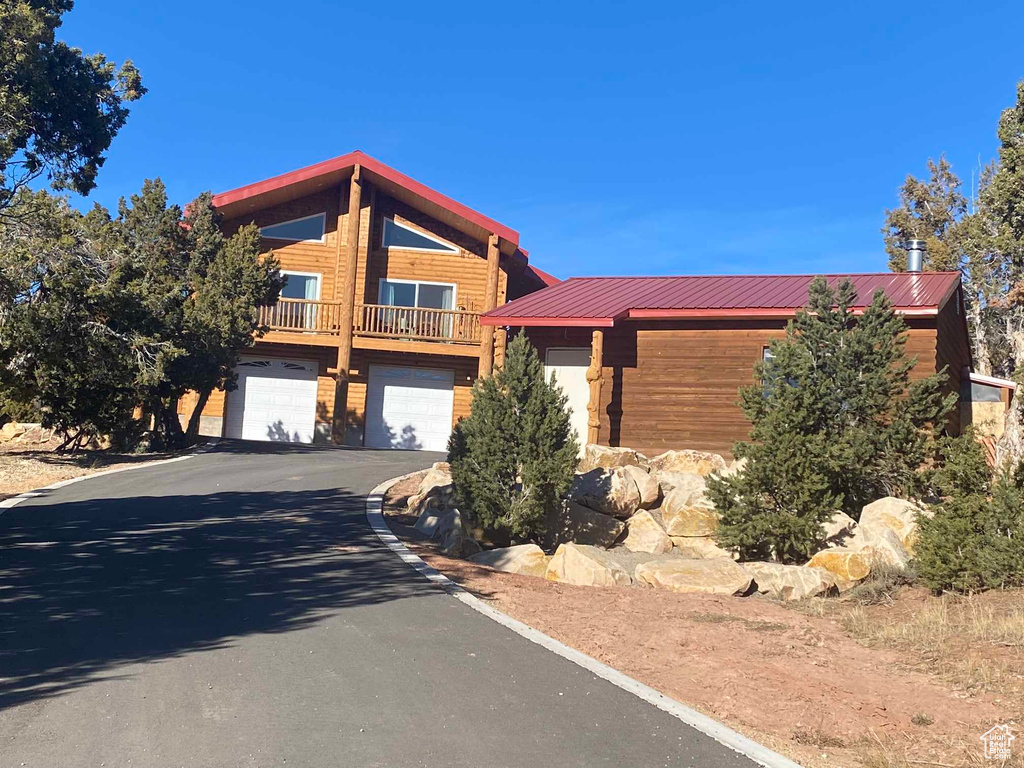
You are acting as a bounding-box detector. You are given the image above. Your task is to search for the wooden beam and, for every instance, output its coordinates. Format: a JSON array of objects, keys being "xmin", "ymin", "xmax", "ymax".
[
  {"xmin": 586, "ymin": 328, "xmax": 604, "ymax": 445},
  {"xmin": 352, "ymin": 335, "xmax": 482, "ymax": 358},
  {"xmin": 477, "ymin": 233, "xmax": 500, "ymax": 377},
  {"xmin": 493, "ymin": 327, "xmax": 508, "ymax": 369},
  {"xmin": 331, "ymin": 181, "xmax": 346, "ymax": 301},
  {"xmin": 332, "ymin": 165, "xmax": 362, "ymax": 443}
]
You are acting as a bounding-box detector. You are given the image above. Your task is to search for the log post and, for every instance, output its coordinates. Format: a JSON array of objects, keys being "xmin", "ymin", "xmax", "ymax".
[
  {"xmin": 586, "ymin": 328, "xmax": 604, "ymax": 446},
  {"xmin": 477, "ymin": 233, "xmax": 500, "ymax": 378},
  {"xmin": 493, "ymin": 327, "xmax": 508, "ymax": 370},
  {"xmin": 332, "ymin": 165, "xmax": 362, "ymax": 443}
]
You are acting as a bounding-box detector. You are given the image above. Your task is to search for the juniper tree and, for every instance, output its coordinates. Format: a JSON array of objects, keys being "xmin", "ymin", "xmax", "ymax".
[
  {"xmin": 177, "ymin": 194, "xmax": 284, "ymax": 438},
  {"xmin": 448, "ymin": 331, "xmax": 579, "ymax": 540},
  {"xmin": 0, "ymin": 184, "xmax": 281, "ymax": 449},
  {"xmin": 0, "ymin": 191, "xmax": 141, "ymax": 448},
  {"xmin": 707, "ymin": 277, "xmax": 954, "ymax": 563},
  {"xmin": 0, "ymin": 0, "xmax": 144, "ymax": 213}
]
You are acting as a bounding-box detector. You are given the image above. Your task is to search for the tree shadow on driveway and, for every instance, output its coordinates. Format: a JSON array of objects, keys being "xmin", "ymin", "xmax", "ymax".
[{"xmin": 0, "ymin": 482, "xmax": 436, "ymax": 711}]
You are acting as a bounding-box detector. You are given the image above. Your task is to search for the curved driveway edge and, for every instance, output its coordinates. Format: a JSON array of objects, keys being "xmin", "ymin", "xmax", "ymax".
[
  {"xmin": 0, "ymin": 439, "xmax": 220, "ymax": 513},
  {"xmin": 365, "ymin": 476, "xmax": 804, "ymax": 768}
]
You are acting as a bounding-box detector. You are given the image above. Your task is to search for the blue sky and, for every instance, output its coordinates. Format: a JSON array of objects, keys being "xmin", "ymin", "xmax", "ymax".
[{"xmin": 60, "ymin": 1, "xmax": 1023, "ymax": 278}]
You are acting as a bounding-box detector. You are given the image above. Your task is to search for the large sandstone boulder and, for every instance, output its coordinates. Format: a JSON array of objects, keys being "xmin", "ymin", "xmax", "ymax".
[
  {"xmin": 858, "ymin": 497, "xmax": 929, "ymax": 554},
  {"xmin": 623, "ymin": 510, "xmax": 673, "ymax": 554},
  {"xmin": 0, "ymin": 421, "xmax": 26, "ymax": 442},
  {"xmin": 469, "ymin": 544, "xmax": 549, "ymax": 577},
  {"xmin": 407, "ymin": 463, "xmax": 455, "ymax": 518},
  {"xmin": 635, "ymin": 557, "xmax": 753, "ymax": 595},
  {"xmin": 718, "ymin": 456, "xmax": 748, "ymax": 479},
  {"xmin": 820, "ymin": 511, "xmax": 858, "ymax": 548},
  {"xmin": 670, "ymin": 536, "xmax": 736, "ymax": 560},
  {"xmin": 622, "ymin": 464, "xmax": 660, "ymax": 509},
  {"xmin": 858, "ymin": 527, "xmax": 912, "ymax": 570},
  {"xmin": 542, "ymin": 500, "xmax": 625, "ymax": 549},
  {"xmin": 659, "ymin": 489, "xmax": 719, "ymax": 537},
  {"xmin": 545, "ymin": 543, "xmax": 632, "ymax": 587},
  {"xmin": 648, "ymin": 449, "xmax": 728, "ymax": 477},
  {"xmin": 578, "ymin": 444, "xmax": 649, "ymax": 472},
  {"xmin": 744, "ymin": 562, "xmax": 837, "ymax": 601},
  {"xmin": 570, "ymin": 467, "xmax": 642, "ymax": 518},
  {"xmin": 656, "ymin": 471, "xmax": 707, "ymax": 499},
  {"xmin": 433, "ymin": 508, "xmax": 480, "ymax": 558},
  {"xmin": 807, "ymin": 547, "xmax": 873, "ymax": 590},
  {"xmin": 414, "ymin": 507, "xmax": 444, "ymax": 537}
]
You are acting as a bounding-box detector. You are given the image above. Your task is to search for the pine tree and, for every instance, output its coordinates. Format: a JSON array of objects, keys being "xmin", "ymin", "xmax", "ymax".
[
  {"xmin": 448, "ymin": 331, "xmax": 578, "ymax": 540},
  {"xmin": 915, "ymin": 433, "xmax": 1024, "ymax": 593},
  {"xmin": 707, "ymin": 277, "xmax": 954, "ymax": 563}
]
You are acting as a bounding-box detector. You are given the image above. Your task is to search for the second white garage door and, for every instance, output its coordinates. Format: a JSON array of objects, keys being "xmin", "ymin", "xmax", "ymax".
[{"xmin": 365, "ymin": 365, "xmax": 455, "ymax": 452}]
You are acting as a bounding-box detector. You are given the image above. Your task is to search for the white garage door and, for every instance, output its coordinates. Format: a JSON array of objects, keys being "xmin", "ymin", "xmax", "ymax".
[
  {"xmin": 225, "ymin": 357, "xmax": 319, "ymax": 443},
  {"xmin": 365, "ymin": 365, "xmax": 455, "ymax": 452},
  {"xmin": 545, "ymin": 348, "xmax": 591, "ymax": 456}
]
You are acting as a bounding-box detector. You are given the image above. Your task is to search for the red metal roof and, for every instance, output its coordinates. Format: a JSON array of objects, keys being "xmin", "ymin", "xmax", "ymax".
[
  {"xmin": 211, "ymin": 150, "xmax": 521, "ymax": 249},
  {"xmin": 481, "ymin": 272, "xmax": 962, "ymax": 327},
  {"xmin": 526, "ymin": 265, "xmax": 560, "ymax": 287}
]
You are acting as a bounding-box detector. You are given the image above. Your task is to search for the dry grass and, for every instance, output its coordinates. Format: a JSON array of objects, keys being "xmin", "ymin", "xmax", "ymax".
[
  {"xmin": 0, "ymin": 431, "xmax": 178, "ymax": 499},
  {"xmin": 836, "ymin": 594, "xmax": 1024, "ymax": 700},
  {"xmin": 856, "ymin": 728, "xmax": 1018, "ymax": 767},
  {"xmin": 782, "ymin": 580, "xmax": 1024, "ymax": 765}
]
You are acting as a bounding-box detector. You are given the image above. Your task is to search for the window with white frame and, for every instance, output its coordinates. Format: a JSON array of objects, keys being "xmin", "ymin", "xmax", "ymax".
[
  {"xmin": 272, "ymin": 271, "xmax": 321, "ymax": 330},
  {"xmin": 280, "ymin": 271, "xmax": 321, "ymax": 301},
  {"xmin": 381, "ymin": 217, "xmax": 458, "ymax": 253},
  {"xmin": 260, "ymin": 212, "xmax": 326, "ymax": 243},
  {"xmin": 378, "ymin": 279, "xmax": 455, "ymax": 310}
]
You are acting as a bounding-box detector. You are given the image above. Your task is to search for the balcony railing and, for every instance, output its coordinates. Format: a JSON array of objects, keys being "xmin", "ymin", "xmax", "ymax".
[
  {"xmin": 259, "ymin": 298, "xmax": 343, "ymax": 334},
  {"xmin": 355, "ymin": 303, "xmax": 481, "ymax": 344},
  {"xmin": 259, "ymin": 299, "xmax": 482, "ymax": 345}
]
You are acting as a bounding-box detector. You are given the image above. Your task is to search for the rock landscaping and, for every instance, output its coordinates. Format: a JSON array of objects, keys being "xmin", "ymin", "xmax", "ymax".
[{"xmin": 401, "ymin": 446, "xmax": 930, "ymax": 601}]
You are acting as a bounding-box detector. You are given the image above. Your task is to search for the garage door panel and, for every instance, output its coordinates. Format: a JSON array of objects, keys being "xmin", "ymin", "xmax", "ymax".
[
  {"xmin": 365, "ymin": 364, "xmax": 455, "ymax": 452},
  {"xmin": 225, "ymin": 357, "xmax": 319, "ymax": 443}
]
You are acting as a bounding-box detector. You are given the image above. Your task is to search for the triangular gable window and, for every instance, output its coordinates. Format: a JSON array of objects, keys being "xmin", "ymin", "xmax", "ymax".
[
  {"xmin": 382, "ymin": 217, "xmax": 458, "ymax": 253},
  {"xmin": 260, "ymin": 213, "xmax": 326, "ymax": 243}
]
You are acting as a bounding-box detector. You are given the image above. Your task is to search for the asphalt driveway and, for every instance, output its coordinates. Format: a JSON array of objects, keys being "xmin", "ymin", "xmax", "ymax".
[{"xmin": 0, "ymin": 442, "xmax": 760, "ymax": 767}]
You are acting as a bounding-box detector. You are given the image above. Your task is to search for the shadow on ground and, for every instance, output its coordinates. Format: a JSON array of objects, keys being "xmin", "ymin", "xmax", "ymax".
[{"xmin": 0, "ymin": 478, "xmax": 437, "ymax": 710}]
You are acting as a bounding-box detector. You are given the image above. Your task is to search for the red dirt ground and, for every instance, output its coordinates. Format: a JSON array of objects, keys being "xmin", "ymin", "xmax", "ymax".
[{"xmin": 388, "ymin": 510, "xmax": 1016, "ymax": 768}]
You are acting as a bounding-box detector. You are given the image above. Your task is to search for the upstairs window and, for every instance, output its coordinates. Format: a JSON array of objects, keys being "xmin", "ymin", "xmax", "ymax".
[
  {"xmin": 260, "ymin": 212, "xmax": 326, "ymax": 243},
  {"xmin": 280, "ymin": 271, "xmax": 321, "ymax": 301},
  {"xmin": 382, "ymin": 217, "xmax": 458, "ymax": 253},
  {"xmin": 379, "ymin": 279, "xmax": 455, "ymax": 310}
]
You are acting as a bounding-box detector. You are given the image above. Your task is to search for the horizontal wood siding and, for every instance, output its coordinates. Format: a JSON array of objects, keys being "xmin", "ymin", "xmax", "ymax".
[
  {"xmin": 528, "ymin": 319, "xmax": 944, "ymax": 460},
  {"xmin": 343, "ymin": 350, "xmax": 478, "ymax": 445},
  {"xmin": 934, "ymin": 291, "xmax": 972, "ymax": 434},
  {"xmin": 223, "ymin": 188, "xmax": 342, "ymax": 300},
  {"xmin": 361, "ymin": 193, "xmax": 507, "ymax": 313}
]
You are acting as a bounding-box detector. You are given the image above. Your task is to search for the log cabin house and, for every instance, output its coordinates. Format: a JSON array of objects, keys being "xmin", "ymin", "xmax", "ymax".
[
  {"xmin": 178, "ymin": 151, "xmax": 554, "ymax": 450},
  {"xmin": 481, "ymin": 272, "xmax": 981, "ymax": 460},
  {"xmin": 181, "ymin": 151, "xmax": 1007, "ymax": 457}
]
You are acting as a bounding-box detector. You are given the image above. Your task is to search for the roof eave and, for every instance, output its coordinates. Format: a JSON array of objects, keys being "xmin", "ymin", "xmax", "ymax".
[{"xmin": 211, "ymin": 150, "xmax": 521, "ymax": 251}]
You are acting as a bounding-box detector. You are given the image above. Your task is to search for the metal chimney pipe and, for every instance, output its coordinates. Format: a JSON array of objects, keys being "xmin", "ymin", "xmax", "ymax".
[{"xmin": 906, "ymin": 239, "xmax": 926, "ymax": 272}]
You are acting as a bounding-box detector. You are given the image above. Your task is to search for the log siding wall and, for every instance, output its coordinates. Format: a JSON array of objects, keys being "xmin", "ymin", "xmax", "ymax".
[
  {"xmin": 527, "ymin": 316, "xmax": 957, "ymax": 460},
  {"xmin": 185, "ymin": 180, "xmax": 512, "ymax": 441}
]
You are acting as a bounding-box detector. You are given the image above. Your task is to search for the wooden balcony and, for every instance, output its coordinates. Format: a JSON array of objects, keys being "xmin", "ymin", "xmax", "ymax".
[
  {"xmin": 354, "ymin": 303, "xmax": 481, "ymax": 345},
  {"xmin": 258, "ymin": 299, "xmax": 483, "ymax": 355},
  {"xmin": 259, "ymin": 298, "xmax": 343, "ymax": 335}
]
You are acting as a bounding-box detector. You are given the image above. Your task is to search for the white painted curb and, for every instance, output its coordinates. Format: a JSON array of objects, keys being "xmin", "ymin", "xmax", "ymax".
[
  {"xmin": 366, "ymin": 477, "xmax": 804, "ymax": 768},
  {"xmin": 0, "ymin": 439, "xmax": 220, "ymax": 513}
]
